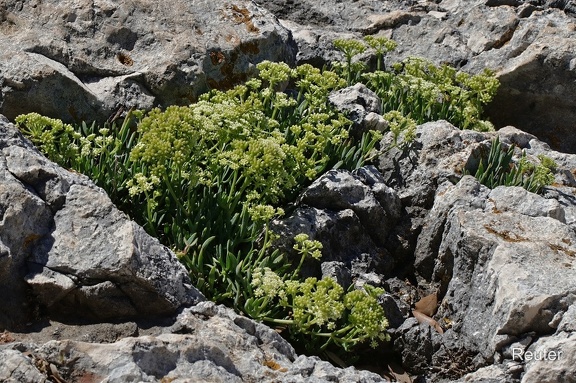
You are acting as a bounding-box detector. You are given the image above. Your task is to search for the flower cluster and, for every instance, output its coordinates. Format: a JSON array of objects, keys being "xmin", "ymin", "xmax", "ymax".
[
  {"xmin": 251, "ymin": 267, "xmax": 286, "ymax": 300},
  {"xmin": 330, "ymin": 38, "xmax": 500, "ymax": 133},
  {"xmin": 15, "ymin": 113, "xmax": 80, "ymax": 166},
  {"xmin": 383, "ymin": 110, "xmax": 417, "ymax": 146},
  {"xmin": 293, "ymin": 233, "xmax": 323, "ymax": 261},
  {"xmin": 249, "ymin": 267, "xmax": 389, "ymax": 351},
  {"xmin": 374, "ymin": 56, "xmax": 499, "ymax": 131},
  {"xmin": 15, "ymin": 111, "xmax": 143, "ymax": 215},
  {"xmin": 344, "ymin": 287, "xmax": 390, "ymax": 348}
]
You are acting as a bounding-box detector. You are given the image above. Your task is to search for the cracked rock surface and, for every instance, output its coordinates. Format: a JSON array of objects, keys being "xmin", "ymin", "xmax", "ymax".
[
  {"xmin": 0, "ymin": 302, "xmax": 388, "ymax": 383},
  {"xmin": 0, "ymin": 116, "xmax": 203, "ymax": 328},
  {"xmin": 0, "ymin": 0, "xmax": 296, "ymax": 124}
]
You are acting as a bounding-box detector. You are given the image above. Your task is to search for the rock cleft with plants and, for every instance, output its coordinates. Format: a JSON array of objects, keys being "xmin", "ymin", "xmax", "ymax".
[{"xmin": 14, "ymin": 38, "xmax": 503, "ymax": 362}]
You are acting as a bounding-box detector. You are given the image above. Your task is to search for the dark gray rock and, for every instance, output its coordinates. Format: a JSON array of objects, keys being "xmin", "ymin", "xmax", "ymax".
[
  {"xmin": 371, "ymin": 119, "xmax": 576, "ymax": 381},
  {"xmin": 321, "ymin": 261, "xmax": 352, "ymax": 290},
  {"xmin": 273, "ymin": 166, "xmax": 401, "ymax": 279},
  {"xmin": 328, "ymin": 84, "xmax": 386, "ymax": 138},
  {"xmin": 299, "ymin": 167, "xmax": 401, "ymax": 246}
]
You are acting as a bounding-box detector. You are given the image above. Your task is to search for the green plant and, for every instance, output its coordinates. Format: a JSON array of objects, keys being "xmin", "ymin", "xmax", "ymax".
[
  {"xmin": 16, "ymin": 60, "xmax": 386, "ymax": 360},
  {"xmin": 333, "ymin": 38, "xmax": 367, "ymax": 86},
  {"xmin": 246, "ymin": 234, "xmax": 389, "ymax": 354},
  {"xmin": 330, "ymin": 38, "xmax": 500, "ymax": 134},
  {"xmin": 363, "ymin": 35, "xmax": 397, "ymax": 71},
  {"xmin": 472, "ymin": 136, "xmax": 556, "ymax": 194},
  {"xmin": 14, "ymin": 110, "xmax": 145, "ymax": 213},
  {"xmin": 383, "ymin": 110, "xmax": 417, "ymax": 146},
  {"xmin": 17, "ymin": 50, "xmax": 502, "ymax": 360},
  {"xmin": 365, "ymin": 57, "xmax": 499, "ymax": 131}
]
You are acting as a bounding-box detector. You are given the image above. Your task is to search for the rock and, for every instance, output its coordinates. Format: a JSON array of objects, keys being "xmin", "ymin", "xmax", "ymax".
[
  {"xmin": 328, "ymin": 83, "xmax": 385, "ymax": 138},
  {"xmin": 449, "ymin": 364, "xmax": 513, "ymax": 383},
  {"xmin": 273, "ymin": 166, "xmax": 401, "ymax": 279},
  {"xmin": 321, "ymin": 261, "xmax": 352, "ymax": 290},
  {"xmin": 0, "ymin": 0, "xmax": 296, "ymax": 124},
  {"xmin": 0, "ymin": 302, "xmax": 389, "ymax": 383},
  {"xmin": 377, "ymin": 121, "xmax": 487, "ymax": 207},
  {"xmin": 415, "ymin": 178, "xmax": 576, "ymax": 376},
  {"xmin": 378, "ymin": 294, "xmax": 407, "ymax": 329},
  {"xmin": 369, "ymin": 119, "xmax": 576, "ymax": 380},
  {"xmin": 298, "ymin": 167, "xmax": 401, "ymax": 246},
  {"xmin": 521, "ymin": 332, "xmax": 576, "ymax": 383},
  {"xmin": 279, "ymin": 19, "xmax": 357, "ymax": 67},
  {"xmin": 0, "ymin": 115, "xmax": 203, "ymax": 329},
  {"xmin": 273, "ymin": 206, "xmax": 382, "ymax": 278},
  {"xmin": 414, "ymin": 176, "xmax": 491, "ymax": 281},
  {"xmin": 0, "ymin": 349, "xmax": 48, "ymax": 383}
]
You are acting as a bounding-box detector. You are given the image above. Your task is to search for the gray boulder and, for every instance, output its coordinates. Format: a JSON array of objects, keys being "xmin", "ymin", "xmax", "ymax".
[
  {"xmin": 374, "ymin": 119, "xmax": 576, "ymax": 381},
  {"xmin": 0, "ymin": 115, "xmax": 203, "ymax": 328},
  {"xmin": 0, "ymin": 0, "xmax": 296, "ymax": 124},
  {"xmin": 394, "ymin": 175, "xmax": 576, "ymax": 381},
  {"xmin": 0, "ymin": 302, "xmax": 389, "ymax": 383},
  {"xmin": 329, "ymin": 83, "xmax": 387, "ymax": 138}
]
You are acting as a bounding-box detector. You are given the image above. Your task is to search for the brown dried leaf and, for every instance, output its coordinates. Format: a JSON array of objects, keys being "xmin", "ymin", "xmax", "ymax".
[
  {"xmin": 414, "ymin": 293, "xmax": 438, "ymax": 317},
  {"xmin": 386, "ymin": 361, "xmax": 412, "ymax": 383},
  {"xmin": 412, "ymin": 310, "xmax": 444, "ymax": 334}
]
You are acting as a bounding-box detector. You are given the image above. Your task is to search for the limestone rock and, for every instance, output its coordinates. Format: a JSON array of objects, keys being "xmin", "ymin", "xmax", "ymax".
[
  {"xmin": 0, "ymin": 115, "xmax": 203, "ymax": 329},
  {"xmin": 521, "ymin": 332, "xmax": 576, "ymax": 383},
  {"xmin": 373, "ymin": 119, "xmax": 576, "ymax": 381},
  {"xmin": 0, "ymin": 302, "xmax": 389, "ymax": 383},
  {"xmin": 329, "ymin": 83, "xmax": 387, "ymax": 138},
  {"xmin": 0, "ymin": 0, "xmax": 296, "ymax": 124}
]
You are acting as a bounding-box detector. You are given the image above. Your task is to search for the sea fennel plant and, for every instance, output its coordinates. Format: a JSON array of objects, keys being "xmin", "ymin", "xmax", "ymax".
[
  {"xmin": 15, "ymin": 48, "xmax": 500, "ymax": 359},
  {"xmin": 16, "ymin": 60, "xmax": 388, "ymax": 358},
  {"xmin": 124, "ymin": 63, "xmax": 387, "ymax": 354},
  {"xmin": 332, "ymin": 38, "xmax": 499, "ymax": 136}
]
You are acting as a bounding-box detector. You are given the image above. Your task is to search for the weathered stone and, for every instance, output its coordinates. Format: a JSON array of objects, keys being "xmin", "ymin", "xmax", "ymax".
[
  {"xmin": 26, "ymin": 182, "xmax": 201, "ymax": 321},
  {"xmin": 521, "ymin": 332, "xmax": 576, "ymax": 383},
  {"xmin": 430, "ymin": 194, "xmax": 576, "ymax": 368},
  {"xmin": 377, "ymin": 121, "xmax": 487, "ymax": 207},
  {"xmin": 0, "ymin": 349, "xmax": 48, "ymax": 383},
  {"xmin": 0, "ymin": 302, "xmax": 388, "ymax": 383},
  {"xmin": 321, "ymin": 261, "xmax": 352, "ymax": 290},
  {"xmin": 414, "ymin": 176, "xmax": 491, "ymax": 281},
  {"xmin": 329, "ymin": 83, "xmax": 384, "ymax": 138},
  {"xmin": 299, "ymin": 167, "xmax": 401, "ymax": 246},
  {"xmin": 449, "ymin": 364, "xmax": 514, "ymax": 383},
  {"xmin": 0, "ymin": 0, "xmax": 296, "ymax": 124},
  {"xmin": 272, "ymin": 206, "xmax": 384, "ymax": 278},
  {"xmin": 273, "ymin": 166, "xmax": 401, "ymax": 279},
  {"xmin": 0, "ymin": 116, "xmax": 203, "ymax": 328},
  {"xmin": 369, "ymin": 118, "xmax": 576, "ymax": 380}
]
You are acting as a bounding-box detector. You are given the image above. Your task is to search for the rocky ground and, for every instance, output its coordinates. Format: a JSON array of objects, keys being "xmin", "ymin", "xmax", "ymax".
[{"xmin": 1, "ymin": 1, "xmax": 576, "ymax": 382}]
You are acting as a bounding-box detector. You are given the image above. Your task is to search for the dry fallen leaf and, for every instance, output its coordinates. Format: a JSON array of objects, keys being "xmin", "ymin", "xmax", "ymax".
[
  {"xmin": 414, "ymin": 293, "xmax": 438, "ymax": 317},
  {"xmin": 385, "ymin": 360, "xmax": 412, "ymax": 383},
  {"xmin": 412, "ymin": 310, "xmax": 444, "ymax": 334}
]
